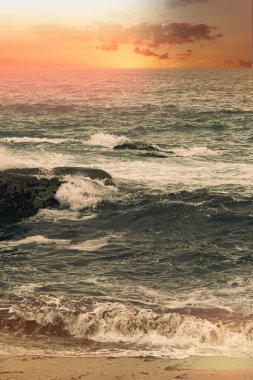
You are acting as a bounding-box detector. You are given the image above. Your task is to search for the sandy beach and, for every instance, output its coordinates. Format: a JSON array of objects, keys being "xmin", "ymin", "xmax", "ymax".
[{"xmin": 0, "ymin": 356, "xmax": 253, "ymax": 380}]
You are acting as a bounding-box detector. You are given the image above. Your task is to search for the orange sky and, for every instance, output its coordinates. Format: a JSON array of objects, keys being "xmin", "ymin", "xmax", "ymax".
[{"xmin": 0, "ymin": 0, "xmax": 252, "ymax": 69}]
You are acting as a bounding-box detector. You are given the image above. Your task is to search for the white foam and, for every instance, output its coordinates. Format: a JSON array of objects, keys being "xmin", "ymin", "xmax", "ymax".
[
  {"xmin": 8, "ymin": 300, "xmax": 253, "ymax": 358},
  {"xmin": 99, "ymin": 158, "xmax": 253, "ymax": 195},
  {"xmin": 12, "ymin": 283, "xmax": 43, "ymax": 296},
  {"xmin": 173, "ymin": 146, "xmax": 218, "ymax": 157},
  {"xmin": 30, "ymin": 209, "xmax": 98, "ymax": 222},
  {"xmin": 86, "ymin": 132, "xmax": 130, "ymax": 148},
  {"xmin": 0, "ymin": 146, "xmax": 71, "ymax": 170},
  {"xmin": 0, "ymin": 136, "xmax": 67, "ymax": 144},
  {"xmin": 0, "ymin": 235, "xmax": 70, "ymax": 248},
  {"xmin": 55, "ymin": 176, "xmax": 117, "ymax": 210},
  {"xmin": 69, "ymin": 237, "xmax": 110, "ymax": 251}
]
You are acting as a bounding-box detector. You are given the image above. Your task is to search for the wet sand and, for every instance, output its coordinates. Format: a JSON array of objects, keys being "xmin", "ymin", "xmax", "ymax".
[{"xmin": 0, "ymin": 355, "xmax": 253, "ymax": 380}]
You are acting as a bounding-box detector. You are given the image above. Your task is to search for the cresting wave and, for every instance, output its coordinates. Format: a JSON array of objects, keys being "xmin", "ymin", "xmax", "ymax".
[
  {"xmin": 2, "ymin": 298, "xmax": 253, "ymax": 358},
  {"xmin": 0, "ymin": 147, "xmax": 71, "ymax": 170},
  {"xmin": 0, "ymin": 234, "xmax": 114, "ymax": 252},
  {"xmin": 86, "ymin": 132, "xmax": 130, "ymax": 148},
  {"xmin": 55, "ymin": 176, "xmax": 117, "ymax": 210},
  {"xmin": 0, "ymin": 137, "xmax": 68, "ymax": 144},
  {"xmin": 172, "ymin": 146, "xmax": 218, "ymax": 157}
]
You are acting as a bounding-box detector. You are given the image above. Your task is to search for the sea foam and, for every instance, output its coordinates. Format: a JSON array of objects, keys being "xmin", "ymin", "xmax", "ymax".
[
  {"xmin": 55, "ymin": 176, "xmax": 117, "ymax": 210},
  {"xmin": 172, "ymin": 146, "xmax": 218, "ymax": 157},
  {"xmin": 7, "ymin": 298, "xmax": 253, "ymax": 358},
  {"xmin": 86, "ymin": 132, "xmax": 130, "ymax": 148},
  {"xmin": 0, "ymin": 235, "xmax": 70, "ymax": 248},
  {"xmin": 0, "ymin": 136, "xmax": 67, "ymax": 144}
]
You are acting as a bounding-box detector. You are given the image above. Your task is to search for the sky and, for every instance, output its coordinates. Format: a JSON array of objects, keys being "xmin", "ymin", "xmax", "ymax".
[{"xmin": 0, "ymin": 0, "xmax": 252, "ymax": 69}]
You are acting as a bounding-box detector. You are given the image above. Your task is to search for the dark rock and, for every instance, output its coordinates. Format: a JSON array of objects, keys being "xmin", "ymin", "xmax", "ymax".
[
  {"xmin": 114, "ymin": 143, "xmax": 160, "ymax": 152},
  {"xmin": 0, "ymin": 166, "xmax": 114, "ymax": 222},
  {"xmin": 52, "ymin": 167, "xmax": 114, "ymax": 186},
  {"xmin": 0, "ymin": 173, "xmax": 61, "ymax": 222},
  {"xmin": 3, "ymin": 168, "xmax": 45, "ymax": 176},
  {"xmin": 141, "ymin": 152, "xmax": 169, "ymax": 158}
]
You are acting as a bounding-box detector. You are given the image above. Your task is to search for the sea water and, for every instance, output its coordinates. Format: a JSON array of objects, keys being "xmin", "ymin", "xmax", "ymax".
[{"xmin": 0, "ymin": 68, "xmax": 252, "ymax": 358}]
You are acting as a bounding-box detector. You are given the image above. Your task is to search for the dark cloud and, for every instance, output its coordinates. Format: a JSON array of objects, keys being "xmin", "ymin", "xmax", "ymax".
[
  {"xmin": 134, "ymin": 47, "xmax": 169, "ymax": 60},
  {"xmin": 101, "ymin": 21, "xmax": 222, "ymax": 48},
  {"xmin": 238, "ymin": 59, "xmax": 252, "ymax": 68},
  {"xmin": 33, "ymin": 21, "xmax": 222, "ymax": 61},
  {"xmin": 169, "ymin": 0, "xmax": 211, "ymax": 7},
  {"xmin": 35, "ymin": 22, "xmax": 221, "ymax": 47}
]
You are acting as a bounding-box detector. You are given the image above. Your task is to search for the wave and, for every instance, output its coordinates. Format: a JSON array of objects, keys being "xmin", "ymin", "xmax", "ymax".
[
  {"xmin": 86, "ymin": 132, "xmax": 130, "ymax": 148},
  {"xmin": 0, "ymin": 147, "xmax": 71, "ymax": 170},
  {"xmin": 99, "ymin": 159, "xmax": 253, "ymax": 195},
  {"xmin": 69, "ymin": 236, "xmax": 111, "ymax": 252},
  {"xmin": 55, "ymin": 175, "xmax": 117, "ymax": 210},
  {"xmin": 0, "ymin": 234, "xmax": 116, "ymax": 255},
  {"xmin": 29, "ymin": 209, "xmax": 98, "ymax": 223},
  {"xmin": 2, "ymin": 298, "xmax": 253, "ymax": 358},
  {"xmin": 0, "ymin": 235, "xmax": 70, "ymax": 249},
  {"xmin": 172, "ymin": 146, "xmax": 218, "ymax": 157},
  {"xmin": 0, "ymin": 136, "xmax": 68, "ymax": 144}
]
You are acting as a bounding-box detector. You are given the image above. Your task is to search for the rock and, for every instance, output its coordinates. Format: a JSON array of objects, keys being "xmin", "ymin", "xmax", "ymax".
[
  {"xmin": 52, "ymin": 167, "xmax": 114, "ymax": 186},
  {"xmin": 3, "ymin": 168, "xmax": 44, "ymax": 176},
  {"xmin": 113, "ymin": 143, "xmax": 160, "ymax": 152},
  {"xmin": 0, "ymin": 166, "xmax": 114, "ymax": 222},
  {"xmin": 0, "ymin": 173, "xmax": 60, "ymax": 222},
  {"xmin": 141, "ymin": 152, "xmax": 169, "ymax": 158}
]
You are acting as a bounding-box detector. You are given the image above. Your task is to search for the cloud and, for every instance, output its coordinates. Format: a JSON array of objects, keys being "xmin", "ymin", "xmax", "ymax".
[
  {"xmin": 100, "ymin": 42, "xmax": 118, "ymax": 51},
  {"xmin": 238, "ymin": 59, "xmax": 252, "ymax": 68},
  {"xmin": 169, "ymin": 0, "xmax": 211, "ymax": 7},
  {"xmin": 177, "ymin": 49, "xmax": 193, "ymax": 60},
  {"xmin": 98, "ymin": 21, "xmax": 222, "ymax": 49},
  {"xmin": 33, "ymin": 21, "xmax": 222, "ymax": 62},
  {"xmin": 34, "ymin": 21, "xmax": 222, "ymax": 48},
  {"xmin": 223, "ymin": 59, "xmax": 252, "ymax": 68},
  {"xmin": 134, "ymin": 47, "xmax": 169, "ymax": 60}
]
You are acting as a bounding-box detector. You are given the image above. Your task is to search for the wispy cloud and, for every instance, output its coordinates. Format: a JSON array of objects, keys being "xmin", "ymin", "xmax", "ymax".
[
  {"xmin": 134, "ymin": 47, "xmax": 169, "ymax": 60},
  {"xmin": 169, "ymin": 0, "xmax": 211, "ymax": 7},
  {"xmin": 238, "ymin": 59, "xmax": 252, "ymax": 68},
  {"xmin": 34, "ymin": 21, "xmax": 222, "ymax": 49}
]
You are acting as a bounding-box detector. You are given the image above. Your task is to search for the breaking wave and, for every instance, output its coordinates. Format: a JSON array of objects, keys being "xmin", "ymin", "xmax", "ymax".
[
  {"xmin": 172, "ymin": 146, "xmax": 218, "ymax": 157},
  {"xmin": 86, "ymin": 132, "xmax": 130, "ymax": 148},
  {"xmin": 2, "ymin": 298, "xmax": 253, "ymax": 358},
  {"xmin": 0, "ymin": 147, "xmax": 71, "ymax": 170},
  {"xmin": 55, "ymin": 176, "xmax": 117, "ymax": 210},
  {"xmin": 0, "ymin": 235, "xmax": 70, "ymax": 249},
  {"xmin": 0, "ymin": 136, "xmax": 68, "ymax": 144}
]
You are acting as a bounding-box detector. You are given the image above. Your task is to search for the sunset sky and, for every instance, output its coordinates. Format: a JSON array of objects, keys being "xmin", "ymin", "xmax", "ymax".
[{"xmin": 0, "ymin": 0, "xmax": 252, "ymax": 69}]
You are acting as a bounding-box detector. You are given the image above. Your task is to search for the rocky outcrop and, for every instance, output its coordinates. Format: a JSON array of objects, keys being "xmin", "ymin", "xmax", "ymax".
[
  {"xmin": 52, "ymin": 167, "xmax": 114, "ymax": 186},
  {"xmin": 0, "ymin": 167, "xmax": 114, "ymax": 222},
  {"xmin": 113, "ymin": 143, "xmax": 160, "ymax": 152},
  {"xmin": 0, "ymin": 173, "xmax": 60, "ymax": 221}
]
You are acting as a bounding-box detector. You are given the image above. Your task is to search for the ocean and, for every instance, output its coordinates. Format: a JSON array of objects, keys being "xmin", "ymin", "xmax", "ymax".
[{"xmin": 0, "ymin": 68, "xmax": 252, "ymax": 358}]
